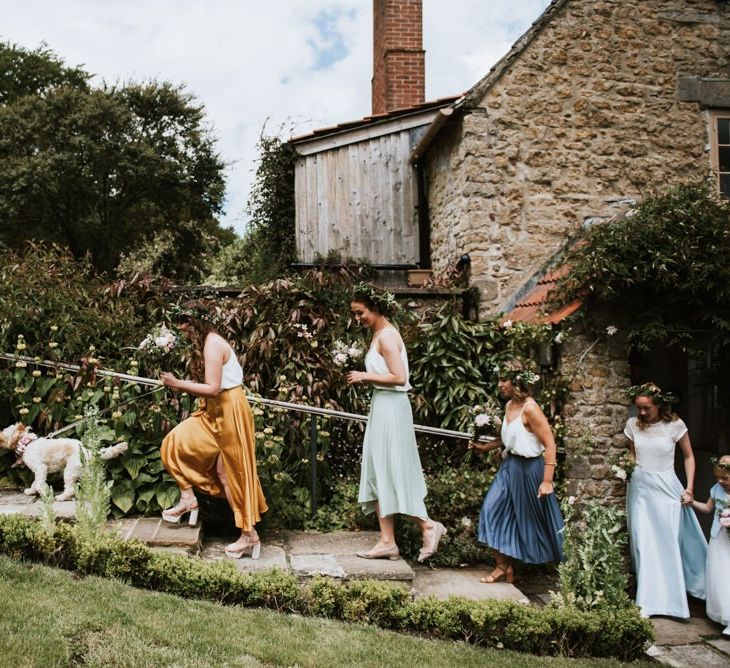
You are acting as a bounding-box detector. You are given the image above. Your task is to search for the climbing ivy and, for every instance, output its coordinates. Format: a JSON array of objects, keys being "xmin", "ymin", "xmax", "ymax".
[{"xmin": 554, "ymin": 181, "xmax": 730, "ymax": 350}]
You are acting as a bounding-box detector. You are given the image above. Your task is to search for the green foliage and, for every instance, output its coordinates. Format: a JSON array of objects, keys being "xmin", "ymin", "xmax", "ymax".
[
  {"xmin": 75, "ymin": 405, "xmax": 113, "ymax": 538},
  {"xmin": 556, "ymin": 499, "xmax": 631, "ymax": 611},
  {"xmin": 0, "ymin": 40, "xmax": 229, "ymax": 278},
  {"xmin": 554, "ymin": 181, "xmax": 730, "ymax": 348},
  {"xmin": 208, "ymin": 127, "xmax": 297, "ymax": 284},
  {"xmin": 0, "ymin": 515, "xmax": 654, "ymax": 660},
  {"xmin": 0, "ymin": 41, "xmax": 89, "ymax": 104}
]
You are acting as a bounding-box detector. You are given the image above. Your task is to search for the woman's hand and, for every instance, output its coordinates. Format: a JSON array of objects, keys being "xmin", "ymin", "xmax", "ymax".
[
  {"xmin": 537, "ymin": 481, "xmax": 554, "ymax": 498},
  {"xmin": 346, "ymin": 370, "xmax": 367, "ymax": 385},
  {"xmin": 681, "ymin": 489, "xmax": 694, "ymax": 505},
  {"xmin": 160, "ymin": 371, "xmax": 180, "ymax": 390},
  {"xmin": 468, "ymin": 440, "xmax": 491, "ymax": 453}
]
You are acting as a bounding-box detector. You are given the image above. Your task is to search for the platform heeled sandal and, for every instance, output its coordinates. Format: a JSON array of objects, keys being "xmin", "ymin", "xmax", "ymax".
[
  {"xmin": 225, "ymin": 535, "xmax": 261, "ymax": 560},
  {"xmin": 161, "ymin": 498, "xmax": 199, "ymax": 526}
]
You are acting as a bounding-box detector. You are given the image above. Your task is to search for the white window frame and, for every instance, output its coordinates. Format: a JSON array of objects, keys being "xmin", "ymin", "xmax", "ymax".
[{"xmin": 709, "ymin": 110, "xmax": 730, "ymax": 197}]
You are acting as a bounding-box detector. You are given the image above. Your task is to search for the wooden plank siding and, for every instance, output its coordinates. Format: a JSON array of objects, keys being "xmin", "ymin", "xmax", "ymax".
[{"xmin": 293, "ymin": 126, "xmax": 423, "ymax": 265}]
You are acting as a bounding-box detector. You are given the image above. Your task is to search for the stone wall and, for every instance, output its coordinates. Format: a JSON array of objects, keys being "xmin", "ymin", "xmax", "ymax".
[
  {"xmin": 425, "ymin": 0, "xmax": 730, "ymax": 314},
  {"xmin": 559, "ymin": 330, "xmax": 631, "ymax": 503}
]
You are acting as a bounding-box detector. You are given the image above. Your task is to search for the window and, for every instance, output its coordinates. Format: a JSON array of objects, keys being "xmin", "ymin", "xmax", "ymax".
[{"xmin": 710, "ymin": 111, "xmax": 730, "ymax": 197}]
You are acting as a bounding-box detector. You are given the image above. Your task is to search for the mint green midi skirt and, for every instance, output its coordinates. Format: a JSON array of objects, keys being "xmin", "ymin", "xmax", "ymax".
[{"xmin": 358, "ymin": 389, "xmax": 428, "ymax": 518}]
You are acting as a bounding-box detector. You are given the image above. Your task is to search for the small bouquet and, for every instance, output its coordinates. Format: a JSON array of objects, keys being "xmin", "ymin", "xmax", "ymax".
[
  {"xmin": 138, "ymin": 324, "xmax": 178, "ymax": 361},
  {"xmin": 611, "ymin": 452, "xmax": 636, "ymax": 483},
  {"xmin": 467, "ymin": 397, "xmax": 503, "ymax": 442},
  {"xmin": 331, "ymin": 340, "xmax": 364, "ymax": 368}
]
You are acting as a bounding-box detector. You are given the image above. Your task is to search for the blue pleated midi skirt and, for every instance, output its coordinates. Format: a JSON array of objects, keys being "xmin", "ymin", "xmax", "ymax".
[
  {"xmin": 358, "ymin": 389, "xmax": 428, "ymax": 519},
  {"xmin": 478, "ymin": 454, "xmax": 564, "ymax": 564}
]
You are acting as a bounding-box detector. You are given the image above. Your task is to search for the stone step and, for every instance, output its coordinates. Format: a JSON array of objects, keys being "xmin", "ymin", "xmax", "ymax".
[
  {"xmin": 411, "ymin": 565, "xmax": 530, "ymax": 603},
  {"xmin": 0, "ymin": 490, "xmax": 76, "ymax": 519},
  {"xmin": 110, "ymin": 517, "xmax": 202, "ymax": 555}
]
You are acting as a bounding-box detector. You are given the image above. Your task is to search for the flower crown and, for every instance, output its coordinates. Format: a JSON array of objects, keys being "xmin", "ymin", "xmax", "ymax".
[
  {"xmin": 168, "ymin": 303, "xmax": 215, "ymax": 324},
  {"xmin": 493, "ymin": 365, "xmax": 540, "ymax": 386},
  {"xmin": 352, "ymin": 282, "xmax": 398, "ymax": 314},
  {"xmin": 626, "ymin": 382, "xmax": 677, "ymax": 405},
  {"xmin": 710, "ymin": 456, "xmax": 730, "ymax": 472}
]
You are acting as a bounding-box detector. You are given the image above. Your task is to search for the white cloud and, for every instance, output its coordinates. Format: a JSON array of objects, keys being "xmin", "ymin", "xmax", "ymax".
[{"xmin": 0, "ymin": 0, "xmax": 550, "ymax": 234}]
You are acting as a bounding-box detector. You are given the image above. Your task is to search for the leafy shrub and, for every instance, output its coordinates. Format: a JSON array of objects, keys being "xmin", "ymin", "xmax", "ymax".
[{"xmin": 0, "ymin": 515, "xmax": 653, "ymax": 660}]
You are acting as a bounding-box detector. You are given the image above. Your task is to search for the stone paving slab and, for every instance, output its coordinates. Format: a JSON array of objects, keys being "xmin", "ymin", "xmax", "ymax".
[
  {"xmin": 201, "ymin": 540, "xmax": 288, "ymax": 573},
  {"xmin": 290, "ymin": 554, "xmax": 345, "ymax": 578},
  {"xmin": 411, "ymin": 567, "xmax": 530, "ymax": 603},
  {"xmin": 109, "ymin": 518, "xmax": 202, "ymax": 553},
  {"xmin": 284, "ymin": 530, "xmax": 380, "ymax": 555},
  {"xmin": 652, "ymin": 616, "xmax": 724, "ymax": 646},
  {"xmin": 336, "ymin": 554, "xmax": 414, "ymax": 582},
  {"xmin": 647, "ymin": 643, "xmax": 730, "ymax": 667},
  {"xmin": 708, "ymin": 637, "xmax": 730, "ymax": 656}
]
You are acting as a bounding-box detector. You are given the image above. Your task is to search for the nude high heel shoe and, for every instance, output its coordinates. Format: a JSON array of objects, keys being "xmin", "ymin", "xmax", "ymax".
[
  {"xmin": 161, "ymin": 498, "xmax": 199, "ymax": 526},
  {"xmin": 417, "ymin": 522, "xmax": 447, "ymax": 562},
  {"xmin": 225, "ymin": 536, "xmax": 261, "ymax": 560}
]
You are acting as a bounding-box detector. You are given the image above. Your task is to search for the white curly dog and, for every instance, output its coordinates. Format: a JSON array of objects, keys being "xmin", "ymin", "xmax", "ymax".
[{"xmin": 0, "ymin": 422, "xmax": 127, "ymax": 501}]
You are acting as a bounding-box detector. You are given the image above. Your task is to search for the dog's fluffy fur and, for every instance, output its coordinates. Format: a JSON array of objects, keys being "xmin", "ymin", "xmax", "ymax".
[{"xmin": 0, "ymin": 423, "xmax": 128, "ymax": 501}]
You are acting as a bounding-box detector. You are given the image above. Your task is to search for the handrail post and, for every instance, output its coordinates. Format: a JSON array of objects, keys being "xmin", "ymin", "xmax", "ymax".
[{"xmin": 310, "ymin": 413, "xmax": 317, "ymax": 516}]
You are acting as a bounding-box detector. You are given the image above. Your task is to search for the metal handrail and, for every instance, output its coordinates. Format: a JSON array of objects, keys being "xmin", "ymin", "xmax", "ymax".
[{"xmin": 1, "ymin": 351, "xmax": 492, "ymax": 515}]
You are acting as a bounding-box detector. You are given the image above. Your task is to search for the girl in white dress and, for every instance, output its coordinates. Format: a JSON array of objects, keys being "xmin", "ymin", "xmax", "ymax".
[
  {"xmin": 624, "ymin": 382, "xmax": 707, "ymax": 618},
  {"xmin": 690, "ymin": 455, "xmax": 730, "ymax": 636}
]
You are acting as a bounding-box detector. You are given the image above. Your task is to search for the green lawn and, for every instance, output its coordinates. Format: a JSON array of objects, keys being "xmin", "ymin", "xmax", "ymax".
[{"xmin": 0, "ymin": 556, "xmax": 650, "ymax": 667}]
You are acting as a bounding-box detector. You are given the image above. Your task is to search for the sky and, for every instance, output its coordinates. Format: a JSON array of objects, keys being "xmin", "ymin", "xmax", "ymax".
[{"xmin": 0, "ymin": 0, "xmax": 551, "ymax": 235}]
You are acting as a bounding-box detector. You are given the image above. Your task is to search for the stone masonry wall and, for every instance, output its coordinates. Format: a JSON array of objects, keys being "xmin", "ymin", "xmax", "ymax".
[
  {"xmin": 426, "ymin": 0, "xmax": 730, "ymax": 313},
  {"xmin": 560, "ymin": 330, "xmax": 631, "ymax": 504}
]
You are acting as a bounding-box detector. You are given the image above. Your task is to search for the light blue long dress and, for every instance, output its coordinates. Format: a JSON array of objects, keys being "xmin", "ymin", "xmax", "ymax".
[
  {"xmin": 625, "ymin": 417, "xmax": 707, "ymax": 618},
  {"xmin": 706, "ymin": 483, "xmax": 730, "ymax": 633},
  {"xmin": 357, "ymin": 328, "xmax": 428, "ymax": 518}
]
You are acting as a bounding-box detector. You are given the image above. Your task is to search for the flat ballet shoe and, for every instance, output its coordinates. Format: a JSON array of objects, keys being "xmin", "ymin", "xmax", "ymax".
[
  {"xmin": 417, "ymin": 522, "xmax": 447, "ymax": 562},
  {"xmin": 161, "ymin": 498, "xmax": 199, "ymax": 526},
  {"xmin": 356, "ymin": 544, "xmax": 400, "ymax": 560},
  {"xmin": 225, "ymin": 537, "xmax": 261, "ymax": 560}
]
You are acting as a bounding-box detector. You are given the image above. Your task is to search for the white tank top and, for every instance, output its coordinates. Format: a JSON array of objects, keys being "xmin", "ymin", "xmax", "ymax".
[
  {"xmin": 501, "ymin": 400, "xmax": 544, "ymax": 458},
  {"xmin": 364, "ymin": 327, "xmax": 411, "ymax": 392},
  {"xmin": 220, "ymin": 346, "xmax": 243, "ymax": 390}
]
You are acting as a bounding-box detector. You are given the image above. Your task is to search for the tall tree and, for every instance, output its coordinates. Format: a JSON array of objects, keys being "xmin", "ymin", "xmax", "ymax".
[{"xmin": 0, "ymin": 41, "xmax": 230, "ymax": 278}]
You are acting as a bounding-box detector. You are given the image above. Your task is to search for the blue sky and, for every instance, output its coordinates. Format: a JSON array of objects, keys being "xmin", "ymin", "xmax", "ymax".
[{"xmin": 0, "ymin": 0, "xmax": 551, "ymax": 235}]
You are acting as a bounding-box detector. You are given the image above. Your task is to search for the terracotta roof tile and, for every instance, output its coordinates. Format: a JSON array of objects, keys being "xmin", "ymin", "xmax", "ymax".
[{"xmin": 503, "ymin": 267, "xmax": 581, "ymax": 324}]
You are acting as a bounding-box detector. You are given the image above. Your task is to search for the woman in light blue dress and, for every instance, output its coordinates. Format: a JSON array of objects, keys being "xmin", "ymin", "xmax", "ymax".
[
  {"xmin": 347, "ymin": 284, "xmax": 446, "ymax": 562},
  {"xmin": 625, "ymin": 383, "xmax": 707, "ymax": 618}
]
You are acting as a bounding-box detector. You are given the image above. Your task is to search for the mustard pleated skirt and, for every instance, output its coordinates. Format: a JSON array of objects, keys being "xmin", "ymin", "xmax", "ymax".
[{"xmin": 161, "ymin": 386, "xmax": 267, "ymax": 531}]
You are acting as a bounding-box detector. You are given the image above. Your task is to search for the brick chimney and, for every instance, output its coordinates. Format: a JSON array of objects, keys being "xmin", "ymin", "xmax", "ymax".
[{"xmin": 371, "ymin": 0, "xmax": 425, "ymax": 115}]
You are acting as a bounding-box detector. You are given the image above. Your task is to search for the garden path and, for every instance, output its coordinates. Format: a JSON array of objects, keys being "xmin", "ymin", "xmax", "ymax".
[{"xmin": 1, "ymin": 490, "xmax": 728, "ymax": 666}]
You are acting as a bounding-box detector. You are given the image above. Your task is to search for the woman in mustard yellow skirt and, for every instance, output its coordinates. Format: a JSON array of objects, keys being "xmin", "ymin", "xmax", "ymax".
[{"xmin": 160, "ymin": 302, "xmax": 267, "ymax": 559}]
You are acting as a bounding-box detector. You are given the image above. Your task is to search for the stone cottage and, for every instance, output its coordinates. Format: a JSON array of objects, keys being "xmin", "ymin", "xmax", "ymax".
[
  {"xmin": 415, "ymin": 0, "xmax": 730, "ymax": 504},
  {"xmin": 290, "ymin": 0, "xmax": 730, "ymax": 508}
]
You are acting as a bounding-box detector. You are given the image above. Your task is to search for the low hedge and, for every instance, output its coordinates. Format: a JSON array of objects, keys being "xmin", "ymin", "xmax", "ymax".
[{"xmin": 0, "ymin": 515, "xmax": 653, "ymax": 660}]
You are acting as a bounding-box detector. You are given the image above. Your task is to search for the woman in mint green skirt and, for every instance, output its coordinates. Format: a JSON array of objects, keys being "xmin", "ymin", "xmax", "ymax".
[{"xmin": 347, "ymin": 284, "xmax": 446, "ymax": 562}]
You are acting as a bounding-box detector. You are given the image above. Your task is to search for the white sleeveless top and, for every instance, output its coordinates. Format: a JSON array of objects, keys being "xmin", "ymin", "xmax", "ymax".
[
  {"xmin": 623, "ymin": 417, "xmax": 687, "ymax": 472},
  {"xmin": 220, "ymin": 345, "xmax": 243, "ymax": 390},
  {"xmin": 364, "ymin": 327, "xmax": 411, "ymax": 392},
  {"xmin": 501, "ymin": 400, "xmax": 544, "ymax": 458}
]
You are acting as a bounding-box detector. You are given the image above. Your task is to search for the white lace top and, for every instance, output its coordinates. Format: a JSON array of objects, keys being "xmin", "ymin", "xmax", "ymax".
[
  {"xmin": 623, "ymin": 417, "xmax": 688, "ymax": 472},
  {"xmin": 500, "ymin": 400, "xmax": 544, "ymax": 458},
  {"xmin": 364, "ymin": 328, "xmax": 411, "ymax": 392},
  {"xmin": 220, "ymin": 346, "xmax": 243, "ymax": 390}
]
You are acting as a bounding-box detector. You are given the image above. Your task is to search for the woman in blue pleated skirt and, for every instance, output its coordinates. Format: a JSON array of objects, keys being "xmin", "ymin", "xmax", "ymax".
[{"xmin": 472, "ymin": 362, "xmax": 564, "ymax": 582}]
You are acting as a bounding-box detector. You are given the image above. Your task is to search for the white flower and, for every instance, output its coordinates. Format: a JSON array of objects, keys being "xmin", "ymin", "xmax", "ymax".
[
  {"xmin": 333, "ymin": 352, "xmax": 348, "ymax": 366},
  {"xmin": 606, "ymin": 325, "xmax": 618, "ymax": 336},
  {"xmin": 502, "ymin": 319, "xmax": 513, "ymax": 329},
  {"xmin": 474, "ymin": 414, "xmax": 491, "ymax": 427},
  {"xmin": 554, "ymin": 332, "xmax": 564, "ymax": 344},
  {"xmin": 460, "ymin": 516, "xmax": 473, "ymax": 529},
  {"xmin": 347, "ymin": 346, "xmax": 363, "ymax": 360},
  {"xmin": 568, "ymin": 496, "xmax": 577, "ymax": 505},
  {"xmin": 612, "ymin": 465, "xmax": 627, "ymax": 480}
]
